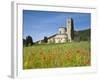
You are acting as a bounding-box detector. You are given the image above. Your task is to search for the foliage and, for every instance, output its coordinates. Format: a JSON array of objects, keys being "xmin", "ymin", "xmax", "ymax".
[
  {"xmin": 71, "ymin": 18, "xmax": 74, "ymax": 40},
  {"xmin": 43, "ymin": 36, "xmax": 48, "ymax": 43},
  {"xmin": 24, "ymin": 35, "xmax": 33, "ymax": 47},
  {"xmin": 23, "ymin": 39, "xmax": 26, "ymax": 46},
  {"xmin": 74, "ymin": 29, "xmax": 90, "ymax": 41},
  {"xmin": 78, "ymin": 29, "xmax": 90, "ymax": 41}
]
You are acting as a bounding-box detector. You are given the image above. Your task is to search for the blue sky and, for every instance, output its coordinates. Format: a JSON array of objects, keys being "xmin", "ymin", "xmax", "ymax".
[{"xmin": 23, "ymin": 10, "xmax": 91, "ymax": 42}]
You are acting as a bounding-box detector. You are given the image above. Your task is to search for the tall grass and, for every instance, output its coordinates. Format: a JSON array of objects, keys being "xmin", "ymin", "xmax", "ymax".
[{"xmin": 23, "ymin": 41, "xmax": 90, "ymax": 69}]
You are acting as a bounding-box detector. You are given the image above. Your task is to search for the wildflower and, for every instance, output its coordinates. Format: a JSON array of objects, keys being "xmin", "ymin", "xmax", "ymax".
[
  {"xmin": 31, "ymin": 53, "xmax": 35, "ymax": 60},
  {"xmin": 40, "ymin": 52, "xmax": 46, "ymax": 60},
  {"xmin": 66, "ymin": 52, "xmax": 72, "ymax": 61},
  {"xmin": 76, "ymin": 50, "xmax": 80, "ymax": 53},
  {"xmin": 83, "ymin": 59, "xmax": 89, "ymax": 65},
  {"xmin": 76, "ymin": 48, "xmax": 83, "ymax": 53},
  {"xmin": 83, "ymin": 55, "xmax": 90, "ymax": 65},
  {"xmin": 48, "ymin": 54, "xmax": 52, "ymax": 61},
  {"xmin": 66, "ymin": 50, "xmax": 71, "ymax": 54},
  {"xmin": 45, "ymin": 60, "xmax": 49, "ymax": 65}
]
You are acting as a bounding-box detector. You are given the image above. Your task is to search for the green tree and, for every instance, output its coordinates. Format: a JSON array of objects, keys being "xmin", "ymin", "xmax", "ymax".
[
  {"xmin": 43, "ymin": 36, "xmax": 48, "ymax": 43},
  {"xmin": 23, "ymin": 38, "xmax": 26, "ymax": 46},
  {"xmin": 71, "ymin": 18, "xmax": 74, "ymax": 40},
  {"xmin": 26, "ymin": 36, "xmax": 33, "ymax": 46}
]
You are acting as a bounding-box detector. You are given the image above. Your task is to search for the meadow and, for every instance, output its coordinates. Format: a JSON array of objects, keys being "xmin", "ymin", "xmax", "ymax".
[{"xmin": 23, "ymin": 41, "xmax": 91, "ymax": 69}]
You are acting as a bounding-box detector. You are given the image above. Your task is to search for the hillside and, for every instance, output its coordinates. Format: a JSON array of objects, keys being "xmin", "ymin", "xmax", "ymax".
[{"xmin": 74, "ymin": 29, "xmax": 91, "ymax": 41}]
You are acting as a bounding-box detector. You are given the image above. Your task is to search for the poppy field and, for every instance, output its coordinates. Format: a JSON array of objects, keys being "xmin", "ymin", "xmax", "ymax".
[{"xmin": 23, "ymin": 41, "xmax": 91, "ymax": 69}]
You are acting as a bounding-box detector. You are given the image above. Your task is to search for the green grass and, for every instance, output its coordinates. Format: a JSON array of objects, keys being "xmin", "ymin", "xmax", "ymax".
[{"xmin": 23, "ymin": 41, "xmax": 91, "ymax": 69}]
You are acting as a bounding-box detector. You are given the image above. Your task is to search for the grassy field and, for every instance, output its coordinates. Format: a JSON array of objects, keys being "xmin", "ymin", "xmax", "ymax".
[{"xmin": 23, "ymin": 41, "xmax": 91, "ymax": 69}]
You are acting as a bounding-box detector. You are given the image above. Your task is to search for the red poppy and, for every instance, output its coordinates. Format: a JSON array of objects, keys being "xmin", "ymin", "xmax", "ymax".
[
  {"xmin": 31, "ymin": 53, "xmax": 35, "ymax": 60},
  {"xmin": 40, "ymin": 52, "xmax": 46, "ymax": 60},
  {"xmin": 76, "ymin": 48, "xmax": 83, "ymax": 55},
  {"xmin": 66, "ymin": 52, "xmax": 72, "ymax": 61},
  {"xmin": 83, "ymin": 59, "xmax": 89, "ymax": 65}
]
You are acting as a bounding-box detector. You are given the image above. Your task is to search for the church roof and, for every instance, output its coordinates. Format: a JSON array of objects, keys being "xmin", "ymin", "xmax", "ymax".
[
  {"xmin": 59, "ymin": 27, "xmax": 67, "ymax": 29},
  {"xmin": 47, "ymin": 34, "xmax": 57, "ymax": 39},
  {"xmin": 47, "ymin": 33, "xmax": 67, "ymax": 39}
]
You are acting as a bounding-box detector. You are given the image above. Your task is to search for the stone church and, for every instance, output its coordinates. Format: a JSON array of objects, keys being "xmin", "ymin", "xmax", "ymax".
[{"xmin": 47, "ymin": 18, "xmax": 74, "ymax": 43}]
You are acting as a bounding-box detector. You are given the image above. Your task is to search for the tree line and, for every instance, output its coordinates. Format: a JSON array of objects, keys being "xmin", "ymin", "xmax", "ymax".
[{"xmin": 23, "ymin": 36, "xmax": 48, "ymax": 47}]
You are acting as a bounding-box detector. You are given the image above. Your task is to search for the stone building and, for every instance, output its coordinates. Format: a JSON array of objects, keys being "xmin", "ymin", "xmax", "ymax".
[{"xmin": 47, "ymin": 18, "xmax": 74, "ymax": 43}]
